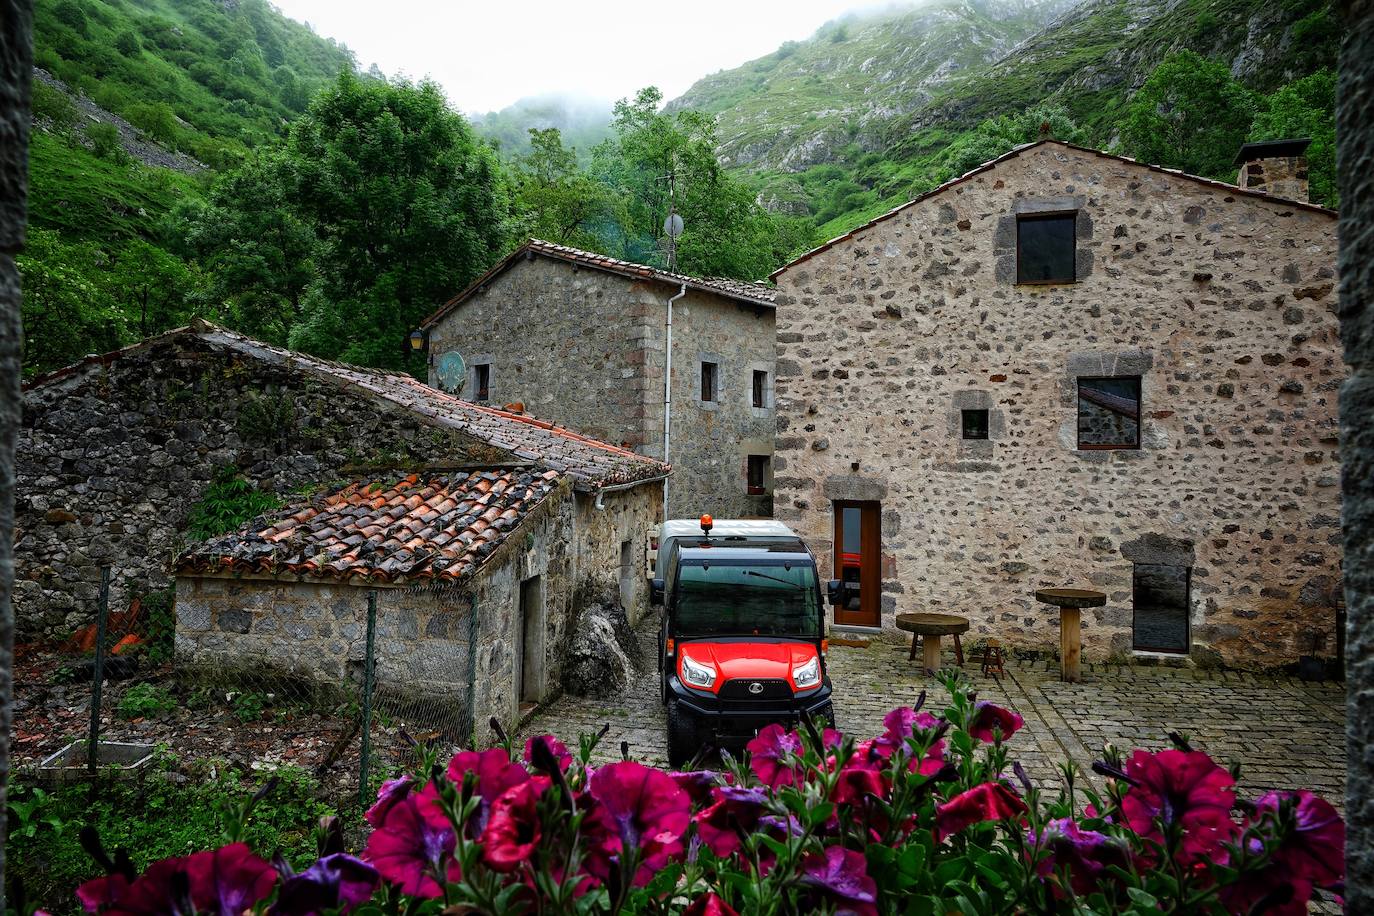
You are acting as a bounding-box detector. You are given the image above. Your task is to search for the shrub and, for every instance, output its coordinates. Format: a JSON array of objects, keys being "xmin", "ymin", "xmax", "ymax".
[
  {"xmin": 84, "ymin": 122, "xmax": 126, "ymax": 163},
  {"xmin": 31, "ymin": 80, "xmax": 78, "ymax": 131},
  {"xmin": 186, "ymin": 466, "xmax": 283, "ymax": 540},
  {"xmin": 64, "ymin": 675, "xmax": 1345, "ymax": 914},
  {"xmin": 116, "ymin": 683, "xmax": 177, "ymax": 719}
]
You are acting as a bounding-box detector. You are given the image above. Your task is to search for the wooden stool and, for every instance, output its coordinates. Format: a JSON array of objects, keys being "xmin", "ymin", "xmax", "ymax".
[
  {"xmin": 895, "ymin": 613, "xmax": 970, "ymax": 674},
  {"xmin": 980, "ymin": 639, "xmax": 1006, "ymax": 678}
]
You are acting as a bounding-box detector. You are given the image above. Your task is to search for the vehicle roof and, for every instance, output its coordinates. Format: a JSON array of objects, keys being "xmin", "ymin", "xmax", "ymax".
[
  {"xmin": 676, "ymin": 541, "xmax": 813, "ymax": 562},
  {"xmin": 661, "ymin": 518, "xmax": 795, "ymax": 538}
]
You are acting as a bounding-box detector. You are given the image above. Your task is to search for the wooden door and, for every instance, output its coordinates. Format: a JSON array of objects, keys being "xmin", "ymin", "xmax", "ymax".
[{"xmin": 833, "ymin": 501, "xmax": 881, "ymax": 627}]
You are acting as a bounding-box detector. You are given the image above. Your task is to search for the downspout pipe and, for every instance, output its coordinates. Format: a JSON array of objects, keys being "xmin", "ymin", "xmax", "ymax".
[{"xmin": 663, "ymin": 282, "xmax": 687, "ymax": 520}]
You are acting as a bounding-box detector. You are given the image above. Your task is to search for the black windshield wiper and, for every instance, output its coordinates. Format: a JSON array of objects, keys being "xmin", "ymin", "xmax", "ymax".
[{"xmin": 743, "ymin": 570, "xmax": 807, "ymax": 590}]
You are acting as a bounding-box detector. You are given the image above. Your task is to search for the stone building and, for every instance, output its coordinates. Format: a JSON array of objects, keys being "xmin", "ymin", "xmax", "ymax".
[
  {"xmin": 419, "ymin": 239, "xmax": 777, "ymax": 518},
  {"xmin": 17, "ymin": 323, "xmax": 667, "ymax": 729},
  {"xmin": 769, "ymin": 139, "xmax": 1342, "ymax": 670}
]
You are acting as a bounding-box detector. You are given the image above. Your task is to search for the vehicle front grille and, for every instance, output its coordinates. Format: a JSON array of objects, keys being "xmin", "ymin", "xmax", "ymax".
[{"xmin": 718, "ymin": 678, "xmax": 792, "ymax": 702}]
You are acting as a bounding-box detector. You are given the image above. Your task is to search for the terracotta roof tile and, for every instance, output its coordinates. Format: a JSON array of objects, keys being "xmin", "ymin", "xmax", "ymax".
[
  {"xmin": 420, "ymin": 238, "xmax": 776, "ymax": 330},
  {"xmin": 178, "ymin": 468, "xmax": 564, "ymax": 585}
]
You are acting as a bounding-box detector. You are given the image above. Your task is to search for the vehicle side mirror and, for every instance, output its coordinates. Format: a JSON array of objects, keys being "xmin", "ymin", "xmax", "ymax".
[
  {"xmin": 826, "ymin": 579, "xmax": 843, "ymax": 606},
  {"xmin": 651, "ymin": 578, "xmax": 665, "ymax": 605}
]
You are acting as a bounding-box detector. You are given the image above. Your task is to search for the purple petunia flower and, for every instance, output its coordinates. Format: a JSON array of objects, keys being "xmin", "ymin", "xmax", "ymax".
[
  {"xmin": 799, "ymin": 846, "xmax": 878, "ymax": 916},
  {"xmin": 745, "ymin": 724, "xmax": 804, "ymax": 788},
  {"xmin": 272, "ymin": 854, "xmax": 379, "ymax": 915}
]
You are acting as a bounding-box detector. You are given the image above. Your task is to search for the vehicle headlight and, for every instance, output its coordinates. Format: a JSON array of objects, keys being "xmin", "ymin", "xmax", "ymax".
[
  {"xmin": 680, "ymin": 654, "xmax": 716, "ymax": 689},
  {"xmin": 793, "ymin": 656, "xmax": 820, "ymax": 689}
]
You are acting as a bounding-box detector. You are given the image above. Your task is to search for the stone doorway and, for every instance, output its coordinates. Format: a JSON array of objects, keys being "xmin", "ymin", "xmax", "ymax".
[
  {"xmin": 1132, "ymin": 563, "xmax": 1190, "ymax": 653},
  {"xmin": 833, "ymin": 501, "xmax": 881, "ymax": 628},
  {"xmin": 517, "ymin": 575, "xmax": 544, "ymax": 711}
]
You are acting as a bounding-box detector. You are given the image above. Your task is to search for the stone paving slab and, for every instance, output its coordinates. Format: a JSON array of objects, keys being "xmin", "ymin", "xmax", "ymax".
[{"xmin": 518, "ymin": 614, "xmax": 1345, "ymax": 813}]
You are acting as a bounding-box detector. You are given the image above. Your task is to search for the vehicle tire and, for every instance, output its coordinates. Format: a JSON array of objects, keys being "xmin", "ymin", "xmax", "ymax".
[{"xmin": 666, "ymin": 698, "xmax": 698, "ymax": 767}]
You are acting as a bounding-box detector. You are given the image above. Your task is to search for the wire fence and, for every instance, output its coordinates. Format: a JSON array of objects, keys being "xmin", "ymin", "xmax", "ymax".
[{"xmin": 12, "ymin": 569, "xmax": 478, "ymax": 809}]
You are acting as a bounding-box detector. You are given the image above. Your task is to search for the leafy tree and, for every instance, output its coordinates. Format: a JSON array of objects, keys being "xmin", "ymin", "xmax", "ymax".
[
  {"xmin": 16, "ymin": 231, "xmax": 124, "ymax": 376},
  {"xmin": 283, "ymin": 72, "xmax": 512, "ymax": 369},
  {"xmin": 1251, "ymin": 69, "xmax": 1337, "ymax": 207},
  {"xmin": 1118, "ymin": 50, "xmax": 1257, "ymax": 178},
  {"xmin": 512, "ymin": 128, "xmax": 623, "ymax": 250},
  {"xmin": 933, "ymin": 104, "xmax": 1088, "ymax": 184},
  {"xmin": 85, "ymin": 122, "xmax": 127, "ymax": 163},
  {"xmin": 105, "ymin": 240, "xmax": 204, "ymax": 340}
]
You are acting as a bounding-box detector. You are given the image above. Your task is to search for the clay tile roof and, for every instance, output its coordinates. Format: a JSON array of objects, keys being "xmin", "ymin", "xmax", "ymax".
[
  {"xmin": 26, "ymin": 323, "xmax": 669, "ymax": 492},
  {"xmin": 177, "ymin": 468, "xmax": 564, "ymax": 585},
  {"xmin": 420, "ymin": 238, "xmax": 776, "ymax": 330}
]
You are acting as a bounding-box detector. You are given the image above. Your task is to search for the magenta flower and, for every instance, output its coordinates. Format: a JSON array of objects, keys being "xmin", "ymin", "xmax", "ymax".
[
  {"xmin": 182, "ymin": 843, "xmax": 278, "ymax": 915},
  {"xmin": 694, "ymin": 786, "xmax": 768, "ymax": 857},
  {"xmin": 935, "ymin": 782, "xmax": 1028, "ymax": 842},
  {"xmin": 586, "ymin": 761, "xmax": 691, "ymax": 883},
  {"xmin": 799, "ymin": 847, "xmax": 878, "ymax": 916},
  {"xmin": 1029, "ymin": 818, "xmax": 1132, "ymax": 895},
  {"xmin": 683, "ymin": 892, "xmax": 740, "ymax": 916},
  {"xmin": 524, "ymin": 735, "xmax": 573, "ymax": 773},
  {"xmin": 481, "ymin": 777, "xmax": 550, "ymax": 873},
  {"xmin": 872, "ymin": 707, "xmax": 945, "ymax": 774},
  {"xmin": 77, "ymin": 858, "xmax": 190, "ymax": 916},
  {"xmin": 832, "ymin": 756, "xmax": 886, "ymax": 806},
  {"xmin": 746, "ymin": 724, "xmax": 804, "ymax": 788},
  {"xmin": 363, "ymin": 793, "xmax": 457, "ymax": 898},
  {"xmin": 364, "ymin": 776, "xmax": 414, "ymax": 828},
  {"xmin": 419, "ymin": 748, "xmax": 530, "ymax": 838},
  {"xmin": 272, "ymin": 854, "xmax": 379, "ymax": 915},
  {"xmin": 668, "ymin": 769, "xmax": 723, "ymax": 806},
  {"xmin": 1120, "ymin": 749, "xmax": 1237, "ymax": 865},
  {"xmin": 1254, "ymin": 790, "xmax": 1345, "ymax": 889},
  {"xmin": 968, "ymin": 702, "xmax": 1024, "ymax": 743}
]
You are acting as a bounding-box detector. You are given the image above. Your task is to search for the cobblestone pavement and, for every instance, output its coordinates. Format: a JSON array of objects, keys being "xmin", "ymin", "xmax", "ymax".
[{"xmin": 518, "ymin": 612, "xmax": 1345, "ymax": 811}]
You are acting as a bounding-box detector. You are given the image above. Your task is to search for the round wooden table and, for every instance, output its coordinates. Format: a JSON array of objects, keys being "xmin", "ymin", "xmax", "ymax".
[
  {"xmin": 1034, "ymin": 588, "xmax": 1106, "ymax": 683},
  {"xmin": 896, "ymin": 612, "xmax": 970, "ymax": 674}
]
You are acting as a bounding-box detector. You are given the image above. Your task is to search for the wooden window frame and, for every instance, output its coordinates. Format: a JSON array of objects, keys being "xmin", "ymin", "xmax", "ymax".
[
  {"xmin": 1076, "ymin": 375, "xmax": 1142, "ymax": 451},
  {"xmin": 1016, "ymin": 211, "xmax": 1078, "ymax": 286},
  {"xmin": 700, "ymin": 361, "xmax": 719, "ymax": 404}
]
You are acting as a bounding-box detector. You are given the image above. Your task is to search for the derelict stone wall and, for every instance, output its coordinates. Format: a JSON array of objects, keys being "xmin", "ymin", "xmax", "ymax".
[
  {"xmin": 773, "ymin": 143, "xmax": 1342, "ymax": 669},
  {"xmin": 425, "ymin": 256, "xmax": 653, "ymax": 449},
  {"xmin": 573, "ymin": 481, "xmax": 662, "ymax": 627},
  {"xmin": 17, "ymin": 337, "xmax": 511, "ymax": 641}
]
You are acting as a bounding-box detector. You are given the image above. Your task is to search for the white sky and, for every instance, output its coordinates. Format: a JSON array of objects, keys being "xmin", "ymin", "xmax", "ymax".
[{"xmin": 269, "ymin": 0, "xmax": 898, "ymax": 114}]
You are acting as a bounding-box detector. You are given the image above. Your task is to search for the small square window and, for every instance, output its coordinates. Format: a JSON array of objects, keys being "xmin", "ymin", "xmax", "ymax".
[
  {"xmin": 1078, "ymin": 376, "xmax": 1141, "ymax": 449},
  {"xmin": 1017, "ymin": 213, "xmax": 1077, "ymax": 284},
  {"xmin": 961, "ymin": 409, "xmax": 989, "ymax": 440},
  {"xmin": 701, "ymin": 362, "xmax": 719, "ymax": 403},
  {"xmin": 747, "ymin": 454, "xmax": 770, "ymax": 495},
  {"xmin": 473, "ymin": 364, "xmax": 491, "ymax": 402},
  {"xmin": 752, "ymin": 370, "xmax": 769, "ymax": 408}
]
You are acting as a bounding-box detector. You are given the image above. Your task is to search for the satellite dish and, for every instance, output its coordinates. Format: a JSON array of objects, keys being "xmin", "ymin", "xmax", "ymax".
[
  {"xmin": 663, "ymin": 212, "xmax": 684, "ymax": 239},
  {"xmin": 436, "ymin": 351, "xmax": 467, "ymax": 394}
]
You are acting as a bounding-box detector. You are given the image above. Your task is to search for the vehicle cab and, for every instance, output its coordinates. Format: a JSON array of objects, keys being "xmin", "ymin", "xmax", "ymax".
[{"xmin": 653, "ymin": 516, "xmax": 833, "ymax": 765}]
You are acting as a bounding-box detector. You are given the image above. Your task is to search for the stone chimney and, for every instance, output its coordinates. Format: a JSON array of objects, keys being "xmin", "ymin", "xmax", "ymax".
[{"xmin": 1234, "ymin": 138, "xmax": 1312, "ymax": 203}]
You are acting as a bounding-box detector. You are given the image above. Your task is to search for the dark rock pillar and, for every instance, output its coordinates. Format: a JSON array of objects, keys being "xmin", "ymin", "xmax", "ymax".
[
  {"xmin": 0, "ymin": 0, "xmax": 31, "ymax": 903},
  {"xmin": 1339, "ymin": 0, "xmax": 1374, "ymax": 906}
]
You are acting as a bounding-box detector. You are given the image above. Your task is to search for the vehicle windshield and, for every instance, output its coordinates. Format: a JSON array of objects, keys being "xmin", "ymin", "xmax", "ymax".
[{"xmin": 674, "ymin": 559, "xmax": 821, "ymax": 638}]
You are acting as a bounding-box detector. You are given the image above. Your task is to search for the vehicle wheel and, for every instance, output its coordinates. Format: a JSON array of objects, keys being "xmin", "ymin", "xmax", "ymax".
[{"xmin": 666, "ymin": 698, "xmax": 698, "ymax": 767}]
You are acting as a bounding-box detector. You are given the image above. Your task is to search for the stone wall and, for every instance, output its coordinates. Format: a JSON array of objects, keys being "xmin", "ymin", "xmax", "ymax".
[
  {"xmin": 772, "ymin": 142, "xmax": 1343, "ymax": 670},
  {"xmin": 18, "ymin": 336, "xmax": 532, "ymax": 641},
  {"xmin": 1337, "ymin": 0, "xmax": 1374, "ymax": 902},
  {"xmin": 1237, "ymin": 155, "xmax": 1309, "ymax": 203},
  {"xmin": 174, "ymin": 486, "xmax": 578, "ymax": 741},
  {"xmin": 426, "ymin": 256, "xmax": 776, "ymax": 519},
  {"xmin": 573, "ymin": 481, "xmax": 661, "ymax": 627}
]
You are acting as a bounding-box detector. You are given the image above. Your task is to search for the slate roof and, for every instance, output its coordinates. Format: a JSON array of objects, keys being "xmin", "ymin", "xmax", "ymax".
[
  {"xmin": 420, "ymin": 238, "xmax": 776, "ymax": 329},
  {"xmin": 178, "ymin": 469, "xmax": 564, "ymax": 585},
  {"xmin": 26, "ymin": 322, "xmax": 669, "ymax": 491},
  {"xmin": 771, "ymin": 139, "xmax": 1336, "ymax": 280}
]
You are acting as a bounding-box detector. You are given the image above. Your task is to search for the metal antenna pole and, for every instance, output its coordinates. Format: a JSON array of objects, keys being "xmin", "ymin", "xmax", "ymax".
[{"xmin": 667, "ymin": 170, "xmax": 677, "ymax": 271}]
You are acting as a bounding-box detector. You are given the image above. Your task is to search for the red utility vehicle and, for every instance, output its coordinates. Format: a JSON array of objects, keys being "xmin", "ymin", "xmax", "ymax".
[{"xmin": 653, "ymin": 516, "xmax": 834, "ymax": 765}]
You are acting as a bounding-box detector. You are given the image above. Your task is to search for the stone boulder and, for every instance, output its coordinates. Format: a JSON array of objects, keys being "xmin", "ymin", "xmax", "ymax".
[{"xmin": 563, "ymin": 599, "xmax": 642, "ymax": 699}]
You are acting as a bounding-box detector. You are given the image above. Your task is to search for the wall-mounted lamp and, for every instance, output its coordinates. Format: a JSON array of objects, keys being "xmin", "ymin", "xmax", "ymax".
[{"xmin": 408, "ymin": 328, "xmax": 427, "ymax": 354}]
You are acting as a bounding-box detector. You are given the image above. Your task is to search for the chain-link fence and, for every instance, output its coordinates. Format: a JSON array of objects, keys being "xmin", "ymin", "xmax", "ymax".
[{"xmin": 13, "ymin": 569, "xmax": 477, "ymax": 807}]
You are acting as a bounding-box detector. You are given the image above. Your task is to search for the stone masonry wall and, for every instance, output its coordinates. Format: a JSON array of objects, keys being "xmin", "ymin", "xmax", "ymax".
[
  {"xmin": 425, "ymin": 256, "xmax": 653, "ymax": 448},
  {"xmin": 574, "ymin": 481, "xmax": 661, "ymax": 627},
  {"xmin": 18, "ymin": 336, "xmax": 519, "ymax": 641},
  {"xmin": 173, "ymin": 487, "xmax": 577, "ymax": 742},
  {"xmin": 426, "ymin": 256, "xmax": 776, "ymax": 519},
  {"xmin": 772, "ymin": 143, "xmax": 1342, "ymax": 670}
]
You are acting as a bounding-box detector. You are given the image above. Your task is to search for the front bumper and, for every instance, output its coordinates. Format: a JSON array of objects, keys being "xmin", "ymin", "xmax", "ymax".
[{"xmin": 668, "ymin": 676, "xmax": 833, "ymax": 744}]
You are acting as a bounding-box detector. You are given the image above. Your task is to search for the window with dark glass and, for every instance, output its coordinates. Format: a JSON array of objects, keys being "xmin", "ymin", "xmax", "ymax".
[
  {"xmin": 1077, "ymin": 376, "xmax": 1141, "ymax": 449},
  {"xmin": 701, "ymin": 361, "xmax": 719, "ymax": 403},
  {"xmin": 747, "ymin": 454, "xmax": 769, "ymax": 495},
  {"xmin": 752, "ymin": 370, "xmax": 769, "ymax": 408},
  {"xmin": 473, "ymin": 363, "xmax": 491, "ymax": 401},
  {"xmin": 1133, "ymin": 563, "xmax": 1189, "ymax": 653},
  {"xmin": 961, "ymin": 409, "xmax": 989, "ymax": 440},
  {"xmin": 1016, "ymin": 213, "xmax": 1076, "ymax": 284}
]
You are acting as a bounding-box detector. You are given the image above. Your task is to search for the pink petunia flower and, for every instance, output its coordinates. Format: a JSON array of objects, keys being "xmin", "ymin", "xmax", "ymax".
[
  {"xmin": 482, "ymin": 777, "xmax": 551, "ymax": 873},
  {"xmin": 524, "ymin": 735, "xmax": 573, "ymax": 773},
  {"xmin": 668, "ymin": 769, "xmax": 723, "ymax": 807},
  {"xmin": 363, "ymin": 793, "xmax": 457, "ymax": 898},
  {"xmin": 419, "ymin": 748, "xmax": 530, "ymax": 838},
  {"xmin": 694, "ymin": 786, "xmax": 768, "ymax": 858},
  {"xmin": 832, "ymin": 756, "xmax": 886, "ymax": 806},
  {"xmin": 683, "ymin": 892, "xmax": 740, "ymax": 916},
  {"xmin": 1253, "ymin": 790, "xmax": 1345, "ymax": 889},
  {"xmin": 585, "ymin": 761, "xmax": 691, "ymax": 884},
  {"xmin": 799, "ymin": 846, "xmax": 878, "ymax": 916},
  {"xmin": 182, "ymin": 843, "xmax": 278, "ymax": 916},
  {"xmin": 935, "ymin": 782, "xmax": 1028, "ymax": 842},
  {"xmin": 1120, "ymin": 749, "xmax": 1237, "ymax": 865},
  {"xmin": 364, "ymin": 776, "xmax": 415, "ymax": 828},
  {"xmin": 968, "ymin": 702, "xmax": 1024, "ymax": 743},
  {"xmin": 872, "ymin": 707, "xmax": 945, "ymax": 775},
  {"xmin": 746, "ymin": 724, "xmax": 804, "ymax": 788}
]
